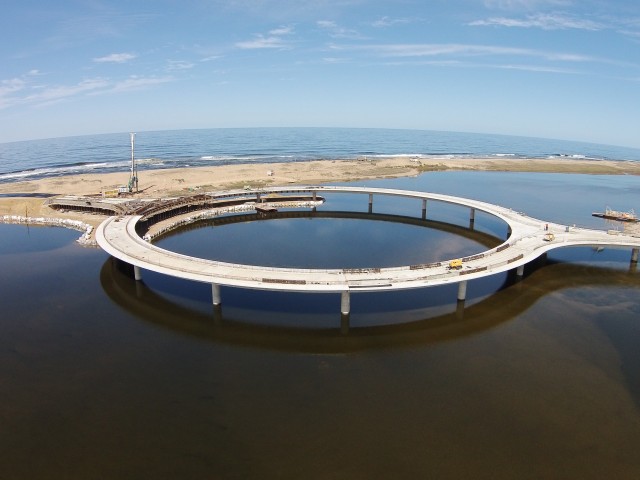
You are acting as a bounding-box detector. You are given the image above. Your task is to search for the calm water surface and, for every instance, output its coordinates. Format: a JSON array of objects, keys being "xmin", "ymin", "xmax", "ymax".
[{"xmin": 0, "ymin": 171, "xmax": 639, "ymax": 479}]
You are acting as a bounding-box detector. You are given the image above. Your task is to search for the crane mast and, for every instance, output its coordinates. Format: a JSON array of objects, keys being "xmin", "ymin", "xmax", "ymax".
[{"xmin": 129, "ymin": 132, "xmax": 138, "ymax": 192}]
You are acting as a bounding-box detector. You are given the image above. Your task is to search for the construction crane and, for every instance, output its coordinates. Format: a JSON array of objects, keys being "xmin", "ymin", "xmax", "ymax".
[{"xmin": 128, "ymin": 132, "xmax": 138, "ymax": 192}]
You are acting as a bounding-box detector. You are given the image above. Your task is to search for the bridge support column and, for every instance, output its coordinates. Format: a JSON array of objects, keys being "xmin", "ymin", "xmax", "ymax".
[
  {"xmin": 368, "ymin": 193, "xmax": 374, "ymax": 213},
  {"xmin": 256, "ymin": 193, "xmax": 261, "ymax": 203},
  {"xmin": 422, "ymin": 199, "xmax": 427, "ymax": 220},
  {"xmin": 133, "ymin": 265, "xmax": 142, "ymax": 281},
  {"xmin": 312, "ymin": 191, "xmax": 317, "ymax": 202},
  {"xmin": 457, "ymin": 281, "xmax": 467, "ymax": 301},
  {"xmin": 516, "ymin": 264, "xmax": 525, "ymax": 277},
  {"xmin": 341, "ymin": 291, "xmax": 351, "ymax": 315},
  {"xmin": 212, "ymin": 283, "xmax": 221, "ymax": 306},
  {"xmin": 632, "ymin": 248, "xmax": 639, "ymax": 263}
]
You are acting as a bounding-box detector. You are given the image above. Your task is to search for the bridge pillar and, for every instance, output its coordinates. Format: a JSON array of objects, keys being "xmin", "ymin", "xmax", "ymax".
[
  {"xmin": 133, "ymin": 265, "xmax": 142, "ymax": 281},
  {"xmin": 516, "ymin": 264, "xmax": 525, "ymax": 277},
  {"xmin": 457, "ymin": 281, "xmax": 467, "ymax": 301},
  {"xmin": 212, "ymin": 283, "xmax": 221, "ymax": 306},
  {"xmin": 368, "ymin": 193, "xmax": 373, "ymax": 211},
  {"xmin": 256, "ymin": 193, "xmax": 261, "ymax": 203},
  {"xmin": 470, "ymin": 208, "xmax": 475, "ymax": 223},
  {"xmin": 422, "ymin": 199, "xmax": 427, "ymax": 220},
  {"xmin": 312, "ymin": 191, "xmax": 317, "ymax": 202},
  {"xmin": 341, "ymin": 291, "xmax": 351, "ymax": 315},
  {"xmin": 632, "ymin": 248, "xmax": 639, "ymax": 263}
]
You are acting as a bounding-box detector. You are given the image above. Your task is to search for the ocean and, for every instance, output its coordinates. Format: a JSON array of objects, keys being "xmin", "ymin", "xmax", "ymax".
[
  {"xmin": 1, "ymin": 127, "xmax": 640, "ymax": 183},
  {"xmin": 1, "ymin": 129, "xmax": 640, "ymax": 479}
]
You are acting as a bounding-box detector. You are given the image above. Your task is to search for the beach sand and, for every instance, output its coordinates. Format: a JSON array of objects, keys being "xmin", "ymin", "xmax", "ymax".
[{"xmin": 1, "ymin": 156, "xmax": 639, "ymax": 231}]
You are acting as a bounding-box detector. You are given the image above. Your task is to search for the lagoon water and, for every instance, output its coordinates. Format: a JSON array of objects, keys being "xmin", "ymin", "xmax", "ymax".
[{"xmin": 1, "ymin": 167, "xmax": 639, "ymax": 479}]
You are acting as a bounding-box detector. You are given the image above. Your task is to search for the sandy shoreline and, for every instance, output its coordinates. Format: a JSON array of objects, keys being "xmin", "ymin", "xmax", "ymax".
[{"xmin": 1, "ymin": 156, "xmax": 639, "ymax": 232}]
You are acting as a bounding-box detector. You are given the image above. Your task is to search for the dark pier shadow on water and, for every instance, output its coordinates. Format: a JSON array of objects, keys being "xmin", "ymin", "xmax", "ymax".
[{"xmin": 101, "ymin": 257, "xmax": 640, "ymax": 356}]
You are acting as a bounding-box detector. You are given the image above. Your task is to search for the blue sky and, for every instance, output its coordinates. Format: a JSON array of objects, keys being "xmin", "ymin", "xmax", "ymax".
[{"xmin": 2, "ymin": 0, "xmax": 640, "ymax": 147}]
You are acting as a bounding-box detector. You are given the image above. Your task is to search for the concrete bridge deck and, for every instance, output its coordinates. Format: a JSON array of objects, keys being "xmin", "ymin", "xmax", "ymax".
[{"xmin": 95, "ymin": 186, "xmax": 640, "ymax": 314}]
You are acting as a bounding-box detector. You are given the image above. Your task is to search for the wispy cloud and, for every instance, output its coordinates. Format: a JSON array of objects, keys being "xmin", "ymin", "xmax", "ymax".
[
  {"xmin": 200, "ymin": 55, "xmax": 222, "ymax": 62},
  {"xmin": 93, "ymin": 52, "xmax": 137, "ymax": 63},
  {"xmin": 106, "ymin": 76, "xmax": 173, "ymax": 94},
  {"xmin": 0, "ymin": 78, "xmax": 27, "ymax": 109},
  {"xmin": 0, "ymin": 70, "xmax": 46, "ymax": 109},
  {"xmin": 26, "ymin": 78, "xmax": 110, "ymax": 107},
  {"xmin": 236, "ymin": 35, "xmax": 288, "ymax": 49},
  {"xmin": 495, "ymin": 63, "xmax": 581, "ymax": 74},
  {"xmin": 371, "ymin": 16, "xmax": 413, "ymax": 28},
  {"xmin": 0, "ymin": 73, "xmax": 171, "ymax": 110},
  {"xmin": 322, "ymin": 57, "xmax": 349, "ymax": 64},
  {"xmin": 317, "ymin": 20, "xmax": 364, "ymax": 39},
  {"xmin": 470, "ymin": 13, "xmax": 604, "ymax": 30},
  {"xmin": 166, "ymin": 60, "xmax": 195, "ymax": 71},
  {"xmin": 483, "ymin": 0, "xmax": 572, "ymax": 10},
  {"xmin": 269, "ymin": 26, "xmax": 294, "ymax": 36},
  {"xmin": 235, "ymin": 25, "xmax": 294, "ymax": 49},
  {"xmin": 347, "ymin": 43, "xmax": 595, "ymax": 63}
]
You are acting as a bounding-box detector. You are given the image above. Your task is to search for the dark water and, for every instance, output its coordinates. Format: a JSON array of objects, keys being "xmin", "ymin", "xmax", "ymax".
[
  {"xmin": 155, "ymin": 213, "xmax": 500, "ymax": 269},
  {"xmin": 1, "ymin": 171, "xmax": 640, "ymax": 479}
]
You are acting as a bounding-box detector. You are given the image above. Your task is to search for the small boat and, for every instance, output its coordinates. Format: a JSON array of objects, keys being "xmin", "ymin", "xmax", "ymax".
[{"xmin": 592, "ymin": 207, "xmax": 638, "ymax": 222}]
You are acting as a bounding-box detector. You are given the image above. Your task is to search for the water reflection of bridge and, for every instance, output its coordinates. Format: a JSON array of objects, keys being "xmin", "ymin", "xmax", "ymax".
[
  {"xmin": 100, "ymin": 258, "xmax": 640, "ymax": 353},
  {"xmin": 96, "ymin": 186, "xmax": 640, "ymax": 316}
]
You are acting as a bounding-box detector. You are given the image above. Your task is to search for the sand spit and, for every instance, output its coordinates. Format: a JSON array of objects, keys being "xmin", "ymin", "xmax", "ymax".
[{"xmin": 0, "ymin": 156, "xmax": 638, "ymax": 243}]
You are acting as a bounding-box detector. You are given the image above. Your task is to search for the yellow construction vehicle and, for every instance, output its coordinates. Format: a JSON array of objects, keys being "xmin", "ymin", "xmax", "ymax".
[{"xmin": 448, "ymin": 258, "xmax": 463, "ymax": 270}]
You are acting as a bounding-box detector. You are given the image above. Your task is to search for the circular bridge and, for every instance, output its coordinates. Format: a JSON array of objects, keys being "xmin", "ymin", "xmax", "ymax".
[{"xmin": 96, "ymin": 186, "xmax": 640, "ymax": 315}]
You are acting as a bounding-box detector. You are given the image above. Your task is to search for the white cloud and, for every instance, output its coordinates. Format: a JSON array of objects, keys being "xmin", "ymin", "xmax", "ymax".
[
  {"xmin": 470, "ymin": 13, "xmax": 604, "ymax": 30},
  {"xmin": 269, "ymin": 25, "xmax": 294, "ymax": 35},
  {"xmin": 371, "ymin": 16, "xmax": 412, "ymax": 28},
  {"xmin": 93, "ymin": 53, "xmax": 137, "ymax": 63},
  {"xmin": 200, "ymin": 55, "xmax": 222, "ymax": 62},
  {"xmin": 235, "ymin": 26, "xmax": 295, "ymax": 49},
  {"xmin": 108, "ymin": 76, "xmax": 173, "ymax": 93},
  {"xmin": 317, "ymin": 20, "xmax": 337, "ymax": 29},
  {"xmin": 0, "ymin": 73, "xmax": 171, "ymax": 110},
  {"xmin": 496, "ymin": 63, "xmax": 581, "ymax": 74},
  {"xmin": 24, "ymin": 78, "xmax": 110, "ymax": 107},
  {"xmin": 348, "ymin": 43, "xmax": 595, "ymax": 63},
  {"xmin": 322, "ymin": 57, "xmax": 349, "ymax": 63},
  {"xmin": 317, "ymin": 19, "xmax": 364, "ymax": 39},
  {"xmin": 236, "ymin": 35, "xmax": 289, "ymax": 49},
  {"xmin": 166, "ymin": 60, "xmax": 195, "ymax": 71},
  {"xmin": 0, "ymin": 78, "xmax": 26, "ymax": 97},
  {"xmin": 483, "ymin": 0, "xmax": 571, "ymax": 10}
]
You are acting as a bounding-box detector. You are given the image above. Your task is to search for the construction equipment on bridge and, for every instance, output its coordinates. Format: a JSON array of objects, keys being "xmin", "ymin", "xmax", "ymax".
[{"xmin": 448, "ymin": 258, "xmax": 463, "ymax": 270}]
